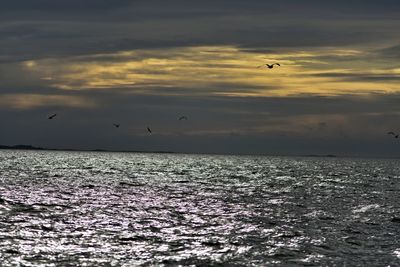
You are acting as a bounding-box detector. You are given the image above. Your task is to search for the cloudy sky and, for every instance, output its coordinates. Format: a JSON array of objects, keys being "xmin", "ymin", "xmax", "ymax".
[{"xmin": 1, "ymin": 0, "xmax": 400, "ymax": 157}]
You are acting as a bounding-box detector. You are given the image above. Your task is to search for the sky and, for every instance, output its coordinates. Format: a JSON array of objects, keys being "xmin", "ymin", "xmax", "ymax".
[{"xmin": 1, "ymin": 0, "xmax": 400, "ymax": 157}]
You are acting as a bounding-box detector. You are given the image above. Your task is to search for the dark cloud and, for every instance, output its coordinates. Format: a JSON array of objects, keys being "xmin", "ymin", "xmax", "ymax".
[
  {"xmin": 0, "ymin": 0, "xmax": 132, "ymax": 12},
  {"xmin": 2, "ymin": 90, "xmax": 400, "ymax": 126},
  {"xmin": 0, "ymin": 1, "xmax": 399, "ymax": 62}
]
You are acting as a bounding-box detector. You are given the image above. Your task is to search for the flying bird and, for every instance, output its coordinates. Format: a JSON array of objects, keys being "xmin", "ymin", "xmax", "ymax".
[
  {"xmin": 258, "ymin": 63, "xmax": 281, "ymax": 69},
  {"xmin": 147, "ymin": 127, "xmax": 152, "ymax": 134},
  {"xmin": 113, "ymin": 124, "xmax": 120, "ymax": 128},
  {"xmin": 48, "ymin": 114, "xmax": 57, "ymax": 120},
  {"xmin": 179, "ymin": 116, "xmax": 188, "ymax": 121},
  {"xmin": 387, "ymin": 132, "xmax": 399, "ymax": 138}
]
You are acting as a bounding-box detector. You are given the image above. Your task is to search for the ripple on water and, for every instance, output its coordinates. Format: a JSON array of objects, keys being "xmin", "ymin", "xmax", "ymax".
[{"xmin": 0, "ymin": 151, "xmax": 400, "ymax": 266}]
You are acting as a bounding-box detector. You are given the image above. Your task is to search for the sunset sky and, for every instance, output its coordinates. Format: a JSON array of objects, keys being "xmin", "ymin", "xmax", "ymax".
[{"xmin": 1, "ymin": 0, "xmax": 400, "ymax": 156}]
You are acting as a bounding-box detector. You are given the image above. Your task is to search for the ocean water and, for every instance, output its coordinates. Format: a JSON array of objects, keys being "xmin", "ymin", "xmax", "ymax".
[{"xmin": 0, "ymin": 150, "xmax": 399, "ymax": 266}]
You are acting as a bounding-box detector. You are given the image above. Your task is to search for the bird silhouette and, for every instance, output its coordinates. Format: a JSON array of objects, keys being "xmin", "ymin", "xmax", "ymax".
[
  {"xmin": 387, "ymin": 132, "xmax": 399, "ymax": 138},
  {"xmin": 179, "ymin": 116, "xmax": 188, "ymax": 121},
  {"xmin": 113, "ymin": 124, "xmax": 120, "ymax": 128},
  {"xmin": 147, "ymin": 127, "xmax": 152, "ymax": 134},
  {"xmin": 258, "ymin": 63, "xmax": 281, "ymax": 69},
  {"xmin": 48, "ymin": 114, "xmax": 57, "ymax": 120}
]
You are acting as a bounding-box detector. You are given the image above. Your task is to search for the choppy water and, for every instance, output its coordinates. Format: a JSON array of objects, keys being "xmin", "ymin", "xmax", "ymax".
[{"xmin": 0, "ymin": 150, "xmax": 400, "ymax": 266}]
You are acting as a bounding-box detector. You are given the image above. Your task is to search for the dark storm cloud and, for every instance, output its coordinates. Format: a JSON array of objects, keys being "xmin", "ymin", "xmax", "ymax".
[{"xmin": 0, "ymin": 0, "xmax": 399, "ymax": 62}]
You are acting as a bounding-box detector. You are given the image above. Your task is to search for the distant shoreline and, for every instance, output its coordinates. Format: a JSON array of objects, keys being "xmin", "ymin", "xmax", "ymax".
[
  {"xmin": 2, "ymin": 144, "xmax": 399, "ymax": 159},
  {"xmin": 0, "ymin": 144, "xmax": 341, "ymax": 158}
]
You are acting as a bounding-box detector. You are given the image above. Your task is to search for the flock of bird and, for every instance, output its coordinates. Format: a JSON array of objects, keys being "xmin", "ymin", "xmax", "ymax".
[
  {"xmin": 45, "ymin": 63, "xmax": 280, "ymax": 134},
  {"xmin": 46, "ymin": 62, "xmax": 397, "ymax": 140},
  {"xmin": 48, "ymin": 113, "xmax": 180, "ymax": 134}
]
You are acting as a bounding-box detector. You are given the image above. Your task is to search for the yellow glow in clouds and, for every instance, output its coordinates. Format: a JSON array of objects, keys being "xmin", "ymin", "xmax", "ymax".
[{"xmin": 22, "ymin": 46, "xmax": 400, "ymax": 97}]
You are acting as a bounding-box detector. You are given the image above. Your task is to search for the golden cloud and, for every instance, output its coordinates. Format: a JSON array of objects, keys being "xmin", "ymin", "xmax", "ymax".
[{"xmin": 21, "ymin": 46, "xmax": 400, "ymax": 96}]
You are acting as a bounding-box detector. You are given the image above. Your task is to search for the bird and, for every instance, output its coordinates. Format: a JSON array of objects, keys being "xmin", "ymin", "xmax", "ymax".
[
  {"xmin": 113, "ymin": 124, "xmax": 120, "ymax": 128},
  {"xmin": 178, "ymin": 116, "xmax": 188, "ymax": 121},
  {"xmin": 258, "ymin": 63, "xmax": 281, "ymax": 69},
  {"xmin": 147, "ymin": 127, "xmax": 152, "ymax": 134},
  {"xmin": 48, "ymin": 114, "xmax": 57, "ymax": 120},
  {"xmin": 387, "ymin": 132, "xmax": 399, "ymax": 138}
]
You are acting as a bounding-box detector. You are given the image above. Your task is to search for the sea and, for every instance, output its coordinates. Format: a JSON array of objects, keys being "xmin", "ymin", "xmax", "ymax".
[{"xmin": 0, "ymin": 150, "xmax": 399, "ymax": 266}]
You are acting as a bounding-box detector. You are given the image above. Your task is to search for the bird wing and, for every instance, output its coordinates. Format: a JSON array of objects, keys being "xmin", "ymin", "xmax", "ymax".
[
  {"xmin": 274, "ymin": 63, "xmax": 281, "ymax": 66},
  {"xmin": 388, "ymin": 132, "xmax": 395, "ymax": 135}
]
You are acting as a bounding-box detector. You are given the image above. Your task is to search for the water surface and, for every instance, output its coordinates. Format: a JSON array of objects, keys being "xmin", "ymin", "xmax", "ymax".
[{"xmin": 0, "ymin": 150, "xmax": 399, "ymax": 266}]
